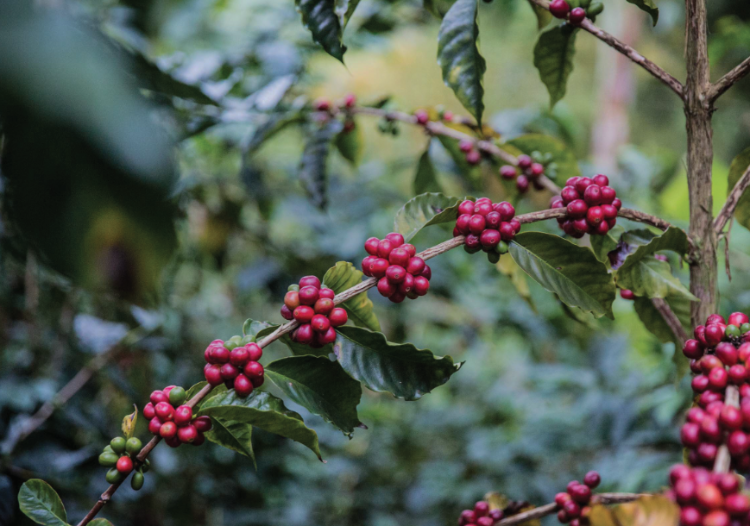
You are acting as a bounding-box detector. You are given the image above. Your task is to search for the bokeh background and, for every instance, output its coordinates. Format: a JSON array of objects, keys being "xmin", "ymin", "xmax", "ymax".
[{"xmin": 2, "ymin": 0, "xmax": 750, "ymax": 524}]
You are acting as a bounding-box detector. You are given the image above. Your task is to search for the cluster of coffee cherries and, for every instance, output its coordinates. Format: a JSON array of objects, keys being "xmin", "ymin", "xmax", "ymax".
[
  {"xmin": 548, "ymin": 0, "xmax": 603, "ymax": 26},
  {"xmin": 313, "ymin": 94, "xmax": 356, "ymax": 133},
  {"xmin": 499, "ymin": 155, "xmax": 550, "ymax": 193},
  {"xmin": 203, "ymin": 337, "xmax": 265, "ymax": 396},
  {"xmin": 362, "ymin": 233, "xmax": 432, "ymax": 303},
  {"xmin": 281, "ymin": 276, "xmax": 348, "ymax": 346},
  {"xmin": 667, "ymin": 465, "xmax": 750, "ymax": 526},
  {"xmin": 681, "ymin": 312, "xmax": 750, "ymax": 469},
  {"xmin": 453, "ymin": 198, "xmax": 520, "ymax": 264},
  {"xmin": 554, "ymin": 472, "xmax": 601, "ymax": 525},
  {"xmin": 98, "ymin": 435, "xmax": 149, "ymax": 489},
  {"xmin": 144, "ymin": 386, "xmax": 213, "ymax": 448},
  {"xmin": 458, "ymin": 139, "xmax": 483, "ymax": 166},
  {"xmin": 551, "ymin": 175, "xmax": 620, "ymax": 238},
  {"xmin": 457, "ymin": 500, "xmax": 504, "ymax": 526}
]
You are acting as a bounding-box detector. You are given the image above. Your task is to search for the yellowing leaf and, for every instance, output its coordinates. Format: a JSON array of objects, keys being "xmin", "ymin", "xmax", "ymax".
[
  {"xmin": 122, "ymin": 405, "xmax": 138, "ymax": 439},
  {"xmin": 588, "ymin": 496, "xmax": 679, "ymax": 526}
]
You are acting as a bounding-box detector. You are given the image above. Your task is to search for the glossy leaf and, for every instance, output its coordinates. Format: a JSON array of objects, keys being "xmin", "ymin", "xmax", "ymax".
[
  {"xmin": 437, "ymin": 0, "xmax": 486, "ymax": 124},
  {"xmin": 334, "ymin": 326, "xmax": 462, "ymax": 400},
  {"xmin": 509, "ymin": 232, "xmax": 615, "ymax": 318},
  {"xmin": 506, "ymin": 133, "xmax": 581, "ymax": 182},
  {"xmin": 322, "ymin": 262, "xmax": 380, "ymax": 331},
  {"xmin": 626, "ymin": 0, "xmax": 659, "ymax": 26},
  {"xmin": 296, "ymin": 0, "xmax": 347, "ymax": 62},
  {"xmin": 533, "ymin": 25, "xmax": 578, "ymax": 107},
  {"xmin": 243, "ymin": 318, "xmax": 275, "ymax": 341},
  {"xmin": 589, "ymin": 495, "xmax": 678, "ymax": 526},
  {"xmin": 299, "ymin": 121, "xmax": 340, "ymax": 209},
  {"xmin": 18, "ymin": 480, "xmax": 68, "ymax": 526},
  {"xmin": 590, "ymin": 225, "xmax": 625, "ymax": 264},
  {"xmin": 413, "ymin": 146, "xmax": 443, "ymax": 195},
  {"xmin": 727, "ymin": 146, "xmax": 750, "ymax": 231},
  {"xmin": 616, "ymin": 257, "xmax": 695, "ymax": 300},
  {"xmin": 187, "ymin": 382, "xmax": 227, "ymax": 406},
  {"xmin": 393, "ymin": 193, "xmax": 463, "ymax": 241},
  {"xmin": 633, "ymin": 294, "xmax": 693, "ymax": 378},
  {"xmin": 334, "ymin": 0, "xmax": 361, "ymax": 29},
  {"xmin": 205, "ymin": 416, "xmax": 256, "ymax": 468},
  {"xmin": 199, "ymin": 390, "xmax": 322, "ymax": 460},
  {"xmin": 266, "ymin": 355, "xmax": 363, "ymax": 436}
]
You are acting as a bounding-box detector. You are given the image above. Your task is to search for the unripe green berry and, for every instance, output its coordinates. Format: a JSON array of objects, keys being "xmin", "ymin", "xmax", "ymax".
[
  {"xmin": 110, "ymin": 437, "xmax": 126, "ymax": 454},
  {"xmin": 726, "ymin": 324, "xmax": 741, "ymax": 338},
  {"xmin": 588, "ymin": 1, "xmax": 603, "ymax": 14},
  {"xmin": 742, "ymin": 323, "xmax": 750, "ymax": 334},
  {"xmin": 131, "ymin": 471, "xmax": 145, "ymax": 491},
  {"xmin": 242, "ymin": 335, "xmax": 255, "ymax": 345},
  {"xmin": 103, "ymin": 445, "xmax": 115, "ymax": 455},
  {"xmin": 106, "ymin": 468, "xmax": 124, "ymax": 484},
  {"xmin": 168, "ymin": 386, "xmax": 187, "ymax": 406},
  {"xmin": 125, "ymin": 437, "xmax": 142, "ymax": 455},
  {"xmin": 98, "ymin": 453, "xmax": 119, "ymax": 467},
  {"xmin": 495, "ymin": 241, "xmax": 509, "ymax": 254},
  {"xmin": 226, "ymin": 335, "xmax": 243, "ymax": 349},
  {"xmin": 487, "ymin": 252, "xmax": 501, "ymax": 264},
  {"xmin": 287, "ymin": 284, "xmax": 300, "ymax": 292},
  {"xmin": 142, "ymin": 459, "xmax": 151, "ymax": 473}
]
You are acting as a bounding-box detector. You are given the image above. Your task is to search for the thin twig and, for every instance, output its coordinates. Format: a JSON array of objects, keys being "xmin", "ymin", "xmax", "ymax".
[
  {"xmin": 715, "ymin": 164, "xmax": 750, "ymax": 236},
  {"xmin": 650, "ymin": 298, "xmax": 688, "ymax": 346},
  {"xmin": 2, "ymin": 327, "xmax": 149, "ymax": 457},
  {"xmin": 707, "ymin": 57, "xmax": 750, "ymax": 103},
  {"xmin": 524, "ymin": 0, "xmax": 683, "ymax": 98},
  {"xmin": 714, "ymin": 385, "xmax": 740, "ymax": 473},
  {"xmin": 496, "ymin": 493, "xmax": 647, "ymax": 526}
]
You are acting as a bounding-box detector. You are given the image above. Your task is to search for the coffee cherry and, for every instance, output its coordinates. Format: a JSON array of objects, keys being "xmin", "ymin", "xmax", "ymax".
[
  {"xmin": 194, "ymin": 415, "xmax": 212, "ymax": 433},
  {"xmin": 244, "ymin": 361, "xmax": 264, "ymax": 380},
  {"xmin": 708, "ymin": 367, "xmax": 729, "ymax": 390},
  {"xmin": 106, "ymin": 468, "xmax": 124, "ymax": 484},
  {"xmin": 365, "ymin": 237, "xmax": 380, "ymax": 255},
  {"xmin": 148, "ymin": 416, "xmax": 163, "ymax": 435},
  {"xmin": 567, "ymin": 200, "xmax": 588, "ymax": 219},
  {"xmin": 229, "ymin": 347, "xmax": 249, "ymax": 367},
  {"xmin": 716, "ymin": 342, "xmax": 738, "ymax": 365},
  {"xmin": 293, "ymin": 306, "xmax": 315, "ymax": 324},
  {"xmin": 468, "ymin": 214, "xmax": 486, "ymax": 235},
  {"xmin": 284, "ymin": 291, "xmax": 301, "ymax": 310},
  {"xmin": 480, "ymin": 229, "xmax": 501, "ymax": 250},
  {"xmin": 131, "ymin": 471, "xmax": 145, "ymax": 491},
  {"xmin": 583, "ymin": 471, "xmax": 600, "ymax": 488},
  {"xmin": 281, "ymin": 305, "xmax": 294, "ymax": 320},
  {"xmin": 620, "ymin": 289, "xmax": 635, "ymax": 300},
  {"xmin": 415, "ymin": 110, "xmax": 429, "ymax": 125},
  {"xmin": 474, "ymin": 501, "xmax": 490, "ymax": 517},
  {"xmin": 113, "ymin": 455, "xmax": 133, "ymax": 474},
  {"xmin": 210, "ymin": 346, "xmax": 230, "ymax": 364},
  {"xmin": 729, "ymin": 365, "xmax": 747, "ymax": 384},
  {"xmin": 99, "ymin": 452, "xmax": 119, "ymax": 466},
  {"xmin": 154, "ymin": 402, "xmax": 173, "ymax": 421},
  {"xmin": 299, "ymin": 286, "xmax": 320, "ymax": 306},
  {"xmin": 386, "ymin": 265, "xmax": 406, "ymax": 284},
  {"xmin": 150, "ymin": 390, "xmax": 168, "ymax": 405},
  {"xmin": 500, "ymin": 165, "xmax": 517, "ymax": 179},
  {"xmin": 174, "ymin": 405, "xmax": 193, "ymax": 427},
  {"xmin": 125, "ymin": 437, "xmax": 142, "ymax": 455},
  {"xmin": 160, "ymin": 421, "xmax": 177, "ymax": 439},
  {"xmin": 220, "ymin": 363, "xmax": 240, "ymax": 381},
  {"xmin": 205, "ymin": 364, "xmax": 223, "ymax": 386},
  {"xmin": 294, "ymin": 324, "xmax": 314, "ymax": 344},
  {"xmin": 705, "ymin": 324, "xmax": 725, "ymax": 346},
  {"xmin": 518, "ymin": 155, "xmax": 532, "ymax": 169},
  {"xmin": 683, "ymin": 339, "xmax": 704, "ymax": 359},
  {"xmin": 476, "ymin": 517, "xmax": 493, "ymax": 526},
  {"xmin": 728, "ymin": 431, "xmax": 749, "ymax": 456},
  {"xmin": 414, "ymin": 276, "xmax": 430, "ymax": 296},
  {"xmin": 399, "ymin": 273, "xmax": 415, "ymax": 294},
  {"xmin": 569, "ymin": 484, "xmax": 591, "ymax": 504},
  {"xmin": 549, "ymin": 0, "xmax": 571, "ymax": 18},
  {"xmin": 311, "ymin": 314, "xmax": 331, "ymax": 333},
  {"xmin": 563, "ymin": 500, "xmax": 580, "ymax": 518},
  {"xmin": 516, "ymin": 175, "xmax": 529, "ymax": 192},
  {"xmin": 329, "ymin": 308, "xmax": 348, "ymax": 327}
]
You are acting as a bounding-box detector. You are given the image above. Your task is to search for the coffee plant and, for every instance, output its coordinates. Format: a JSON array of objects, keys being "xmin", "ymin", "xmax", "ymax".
[{"xmin": 4, "ymin": 0, "xmax": 750, "ymax": 525}]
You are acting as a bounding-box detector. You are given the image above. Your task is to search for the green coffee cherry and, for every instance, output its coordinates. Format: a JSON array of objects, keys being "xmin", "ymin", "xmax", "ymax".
[
  {"xmin": 131, "ymin": 471, "xmax": 145, "ymax": 491},
  {"xmin": 106, "ymin": 468, "xmax": 124, "ymax": 484},
  {"xmin": 110, "ymin": 437, "xmax": 126, "ymax": 454},
  {"xmin": 588, "ymin": 2, "xmax": 603, "ymax": 15},
  {"xmin": 141, "ymin": 459, "xmax": 151, "ymax": 473},
  {"xmin": 168, "ymin": 386, "xmax": 187, "ymax": 406},
  {"xmin": 242, "ymin": 334, "xmax": 256, "ymax": 345},
  {"xmin": 496, "ymin": 241, "xmax": 509, "ymax": 254},
  {"xmin": 99, "ymin": 453, "xmax": 119, "ymax": 467},
  {"xmin": 726, "ymin": 324, "xmax": 741, "ymax": 338},
  {"xmin": 287, "ymin": 284, "xmax": 300, "ymax": 292},
  {"xmin": 103, "ymin": 445, "xmax": 115, "ymax": 455},
  {"xmin": 487, "ymin": 252, "xmax": 501, "ymax": 264},
  {"xmin": 125, "ymin": 437, "xmax": 143, "ymax": 455},
  {"xmin": 742, "ymin": 323, "xmax": 750, "ymax": 334},
  {"xmin": 226, "ymin": 335, "xmax": 243, "ymax": 349}
]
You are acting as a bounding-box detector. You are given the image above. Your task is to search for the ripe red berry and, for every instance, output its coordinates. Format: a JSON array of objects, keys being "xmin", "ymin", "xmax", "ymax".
[
  {"xmin": 299, "ymin": 286, "xmax": 320, "ymax": 306},
  {"xmin": 729, "ymin": 364, "xmax": 747, "ymax": 384},
  {"xmin": 583, "ymin": 185, "xmax": 601, "ymax": 205},
  {"xmin": 220, "ymin": 363, "xmax": 240, "ymax": 381},
  {"xmin": 280, "ymin": 305, "xmax": 293, "ymax": 320},
  {"xmin": 549, "ymin": 0, "xmax": 570, "ymax": 18},
  {"xmin": 569, "ymin": 7, "xmax": 586, "ymax": 24},
  {"xmin": 318, "ymin": 326, "xmax": 338, "ymax": 345},
  {"xmin": 679, "ymin": 507, "xmax": 702, "ymax": 526},
  {"xmin": 567, "ymin": 199, "xmax": 588, "ymax": 219},
  {"xmin": 178, "ymin": 424, "xmax": 198, "ymax": 443},
  {"xmin": 675, "ymin": 478, "xmax": 697, "ymax": 504},
  {"xmin": 205, "ymin": 364, "xmax": 223, "ymax": 386},
  {"xmin": 619, "ymin": 289, "xmax": 635, "ymax": 300},
  {"xmin": 148, "ymin": 416, "xmax": 163, "ymax": 435},
  {"xmin": 569, "ymin": 484, "xmax": 591, "ymax": 504},
  {"xmin": 194, "ymin": 415, "xmax": 212, "ymax": 433},
  {"xmin": 518, "ymin": 155, "xmax": 532, "ymax": 169},
  {"xmin": 294, "ymin": 305, "xmax": 315, "ymax": 323},
  {"xmin": 116, "ymin": 456, "xmax": 133, "ymax": 474},
  {"xmin": 386, "ymin": 265, "xmax": 406, "ymax": 284},
  {"xmin": 398, "ymin": 273, "xmax": 415, "ymax": 294},
  {"xmin": 414, "ymin": 276, "xmax": 430, "ymax": 296},
  {"xmin": 329, "ymin": 308, "xmax": 348, "ymax": 327},
  {"xmin": 311, "ymin": 314, "xmax": 331, "ymax": 333},
  {"xmin": 468, "ymin": 215, "xmax": 486, "ymax": 235},
  {"xmin": 586, "ymin": 206, "xmax": 603, "ymax": 226},
  {"xmin": 459, "ymin": 141, "xmax": 473, "ymax": 154},
  {"xmin": 476, "ymin": 518, "xmax": 493, "ymax": 526},
  {"xmin": 314, "ymin": 298, "xmax": 335, "ymax": 316},
  {"xmin": 729, "ymin": 312, "xmax": 750, "ymax": 327},
  {"xmin": 516, "ymin": 175, "xmax": 529, "ymax": 193},
  {"xmin": 299, "ymin": 276, "xmax": 321, "ymax": 289},
  {"xmin": 155, "ymin": 402, "xmax": 174, "ymax": 421},
  {"xmin": 682, "ymin": 339, "xmax": 704, "ymax": 359},
  {"xmin": 697, "ymin": 484, "xmax": 725, "ymax": 510},
  {"xmin": 174, "ymin": 405, "xmax": 193, "ymax": 427},
  {"xmin": 244, "ymin": 361, "xmax": 264, "ymax": 380},
  {"xmin": 725, "ymin": 494, "xmax": 750, "ymax": 516},
  {"xmin": 370, "ymin": 258, "xmax": 390, "ymax": 279},
  {"xmin": 364, "ymin": 237, "xmax": 380, "ymax": 255},
  {"xmin": 385, "ymin": 232, "xmax": 405, "ymax": 247},
  {"xmin": 705, "ymin": 324, "xmax": 726, "ymax": 346},
  {"xmin": 233, "ymin": 374, "xmax": 254, "ymax": 397},
  {"xmin": 500, "ymin": 165, "xmax": 517, "ymax": 179},
  {"xmin": 495, "ymin": 202, "xmax": 515, "ymax": 221},
  {"xmin": 682, "ymin": 423, "xmax": 702, "ymax": 447},
  {"xmin": 530, "ymin": 162, "xmax": 545, "ymax": 177},
  {"xmin": 583, "ymin": 471, "xmax": 600, "ymax": 488},
  {"xmin": 150, "ymin": 390, "xmax": 168, "ymax": 405},
  {"xmin": 728, "ymin": 430, "xmax": 750, "ymax": 456},
  {"xmin": 474, "ymin": 501, "xmax": 489, "ymax": 517},
  {"xmin": 458, "ymin": 200, "xmax": 475, "ymax": 215},
  {"xmin": 480, "ymin": 229, "xmax": 501, "ymax": 250},
  {"xmin": 561, "ymin": 186, "xmax": 579, "ymax": 204},
  {"xmin": 415, "ymin": 110, "xmax": 429, "ymax": 125},
  {"xmin": 284, "ymin": 291, "xmax": 301, "ymax": 310},
  {"xmin": 319, "ymin": 287, "xmax": 335, "ymax": 300},
  {"xmin": 143, "ymin": 403, "xmax": 156, "ymax": 420},
  {"xmin": 377, "ymin": 239, "xmax": 394, "ymax": 259},
  {"xmin": 563, "ymin": 500, "xmax": 580, "ymax": 518},
  {"xmin": 715, "ymin": 342, "xmax": 738, "ymax": 365},
  {"xmin": 230, "ymin": 347, "xmax": 250, "ymax": 366},
  {"xmin": 708, "ymin": 367, "xmax": 729, "ymax": 391},
  {"xmin": 160, "ymin": 421, "xmax": 177, "ymax": 439},
  {"xmin": 389, "ymin": 248, "xmax": 410, "ymax": 267}
]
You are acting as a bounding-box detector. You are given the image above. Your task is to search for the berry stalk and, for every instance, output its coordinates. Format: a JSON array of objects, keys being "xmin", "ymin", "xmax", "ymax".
[{"xmin": 492, "ymin": 493, "xmax": 645, "ymax": 526}]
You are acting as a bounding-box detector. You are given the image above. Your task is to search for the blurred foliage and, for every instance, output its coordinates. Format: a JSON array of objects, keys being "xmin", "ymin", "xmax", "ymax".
[{"xmin": 2, "ymin": 0, "xmax": 750, "ymax": 525}]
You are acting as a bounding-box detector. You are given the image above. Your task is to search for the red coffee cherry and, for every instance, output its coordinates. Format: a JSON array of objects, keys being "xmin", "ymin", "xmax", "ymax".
[
  {"xmin": 160, "ymin": 421, "xmax": 177, "ymax": 439},
  {"xmin": 143, "ymin": 403, "xmax": 156, "ymax": 420},
  {"xmin": 293, "ymin": 306, "xmax": 315, "ymax": 323},
  {"xmin": 220, "ymin": 363, "xmax": 240, "ymax": 381},
  {"xmin": 299, "ymin": 275, "xmax": 321, "ymax": 289},
  {"xmin": 205, "ymin": 364, "xmax": 223, "ymax": 386},
  {"xmin": 177, "ymin": 424, "xmax": 198, "ymax": 443},
  {"xmin": 116, "ymin": 456, "xmax": 133, "ymax": 474},
  {"xmin": 314, "ymin": 298, "xmax": 335, "ymax": 316},
  {"xmin": 148, "ymin": 416, "xmax": 163, "ymax": 435},
  {"xmin": 174, "ymin": 406, "xmax": 193, "ymax": 427},
  {"xmin": 284, "ymin": 291, "xmax": 301, "ymax": 310},
  {"xmin": 516, "ymin": 175, "xmax": 529, "ymax": 193},
  {"xmin": 319, "ymin": 287, "xmax": 335, "ymax": 300},
  {"xmin": 194, "ymin": 415, "xmax": 213, "ymax": 433},
  {"xmin": 311, "ymin": 314, "xmax": 331, "ymax": 333},
  {"xmin": 549, "ymin": 0, "xmax": 570, "ymax": 18},
  {"xmin": 329, "ymin": 308, "xmax": 348, "ymax": 327},
  {"xmin": 569, "ymin": 7, "xmax": 586, "ymax": 24},
  {"xmin": 386, "ymin": 265, "xmax": 406, "ymax": 284},
  {"xmin": 280, "ymin": 305, "xmax": 293, "ymax": 320},
  {"xmin": 155, "ymin": 402, "xmax": 174, "ymax": 421},
  {"xmin": 385, "ymin": 232, "xmax": 405, "ymax": 247},
  {"xmin": 230, "ymin": 347, "xmax": 250, "ymax": 366},
  {"xmin": 150, "ymin": 390, "xmax": 168, "ymax": 405},
  {"xmin": 414, "ymin": 110, "xmax": 429, "ymax": 125},
  {"xmin": 500, "ymin": 165, "xmax": 517, "ymax": 179},
  {"xmin": 244, "ymin": 361, "xmax": 264, "ymax": 379},
  {"xmin": 583, "ymin": 471, "xmax": 600, "ymax": 488},
  {"xmin": 683, "ymin": 339, "xmax": 704, "ymax": 359},
  {"xmin": 389, "ymin": 248, "xmax": 410, "ymax": 267},
  {"xmin": 364, "ymin": 237, "xmax": 380, "ymax": 255}
]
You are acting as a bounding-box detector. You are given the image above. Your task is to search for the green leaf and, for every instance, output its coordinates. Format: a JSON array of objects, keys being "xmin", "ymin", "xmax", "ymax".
[
  {"xmin": 335, "ymin": 125, "xmax": 363, "ymax": 166},
  {"xmin": 496, "ymin": 256, "xmax": 536, "ymax": 312},
  {"xmin": 205, "ymin": 416, "xmax": 256, "ymax": 468},
  {"xmin": 187, "ymin": 382, "xmax": 227, "ymax": 404},
  {"xmin": 617, "ymin": 257, "xmax": 695, "ymax": 300},
  {"xmin": 527, "ymin": 0, "xmax": 553, "ymax": 29},
  {"xmin": 255, "ymin": 323, "xmax": 333, "ymax": 357},
  {"xmin": 727, "ymin": 146, "xmax": 750, "ymax": 231},
  {"xmin": 18, "ymin": 480, "xmax": 68, "ymax": 526},
  {"xmin": 509, "ymin": 232, "xmax": 616, "ymax": 318},
  {"xmin": 633, "ymin": 295, "xmax": 691, "ymax": 346},
  {"xmin": 199, "ymin": 390, "xmax": 322, "ymax": 460},
  {"xmin": 243, "ymin": 318, "xmax": 275, "ymax": 341},
  {"xmin": 506, "ymin": 134, "xmax": 581, "ymax": 183},
  {"xmin": 296, "ymin": 0, "xmax": 347, "ymax": 62},
  {"xmin": 413, "ymin": 146, "xmax": 443, "ymax": 195},
  {"xmin": 533, "ymin": 25, "xmax": 578, "ymax": 107},
  {"xmin": 334, "ymin": 326, "xmax": 462, "ymax": 400},
  {"xmin": 437, "ymin": 0, "xmax": 486, "ymax": 124},
  {"xmin": 322, "ymin": 262, "xmax": 380, "ymax": 331},
  {"xmin": 393, "ymin": 193, "xmax": 463, "ymax": 242},
  {"xmin": 334, "ymin": 0, "xmax": 361, "ymax": 28},
  {"xmin": 615, "ymin": 227, "xmax": 696, "ymax": 299},
  {"xmin": 590, "ymin": 225, "xmax": 624, "ymax": 264},
  {"xmin": 299, "ymin": 121, "xmax": 339, "ymax": 209},
  {"xmin": 626, "ymin": 0, "xmax": 659, "ymax": 26},
  {"xmin": 437, "ymin": 135, "xmax": 481, "ymax": 178},
  {"xmin": 266, "ymin": 355, "xmax": 363, "ymax": 436}
]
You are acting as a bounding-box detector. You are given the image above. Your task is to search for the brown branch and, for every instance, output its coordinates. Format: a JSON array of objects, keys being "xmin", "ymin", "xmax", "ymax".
[
  {"xmin": 2, "ymin": 327, "xmax": 149, "ymax": 456},
  {"xmin": 525, "ymin": 0, "xmax": 683, "ymax": 98},
  {"xmin": 713, "ymin": 385, "xmax": 739, "ymax": 474},
  {"xmin": 715, "ymin": 163, "xmax": 750, "ymax": 236},
  {"xmin": 707, "ymin": 57, "xmax": 750, "ymax": 103},
  {"xmin": 496, "ymin": 493, "xmax": 647, "ymax": 526},
  {"xmin": 650, "ymin": 298, "xmax": 688, "ymax": 346}
]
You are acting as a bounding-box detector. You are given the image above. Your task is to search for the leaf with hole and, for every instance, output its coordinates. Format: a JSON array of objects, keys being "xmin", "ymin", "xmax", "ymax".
[
  {"xmin": 333, "ymin": 326, "xmax": 462, "ymax": 400},
  {"xmin": 199, "ymin": 390, "xmax": 322, "ymax": 461},
  {"xmin": 509, "ymin": 232, "xmax": 615, "ymax": 318},
  {"xmin": 533, "ymin": 25, "xmax": 578, "ymax": 107},
  {"xmin": 266, "ymin": 355, "xmax": 363, "ymax": 436},
  {"xmin": 322, "ymin": 261, "xmax": 379, "ymax": 331},
  {"xmin": 437, "ymin": 0, "xmax": 486, "ymax": 124},
  {"xmin": 394, "ymin": 193, "xmax": 463, "ymax": 242},
  {"xmin": 18, "ymin": 480, "xmax": 68, "ymax": 526}
]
